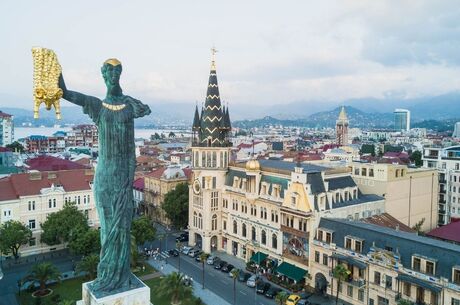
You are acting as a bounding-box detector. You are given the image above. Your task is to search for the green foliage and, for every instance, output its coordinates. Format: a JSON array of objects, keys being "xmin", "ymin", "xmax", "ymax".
[
  {"xmin": 132, "ymin": 216, "xmax": 156, "ymax": 246},
  {"xmin": 6, "ymin": 141, "xmax": 25, "ymax": 153},
  {"xmin": 41, "ymin": 202, "xmax": 89, "ymax": 246},
  {"xmin": 360, "ymin": 144, "xmax": 375, "ymax": 156},
  {"xmin": 230, "ymin": 268, "xmax": 240, "ymax": 279},
  {"xmin": 0, "ymin": 220, "xmax": 32, "ymax": 259},
  {"xmin": 410, "ymin": 150, "xmax": 423, "ymax": 167},
  {"xmin": 155, "ymin": 272, "xmax": 193, "ymax": 305},
  {"xmin": 168, "ymin": 132, "xmax": 176, "ymax": 138},
  {"xmin": 275, "ymin": 291, "xmax": 288, "ymax": 305},
  {"xmin": 76, "ymin": 254, "xmax": 99, "ymax": 279},
  {"xmin": 68, "ymin": 228, "xmax": 100, "ymax": 256},
  {"xmin": 163, "ymin": 183, "xmax": 189, "ymax": 229},
  {"xmin": 24, "ymin": 262, "xmax": 61, "ymax": 291},
  {"xmin": 333, "ymin": 264, "xmax": 350, "ymax": 305},
  {"xmin": 412, "ymin": 218, "xmax": 426, "ymax": 234},
  {"xmin": 397, "ymin": 299, "xmax": 414, "ymax": 305},
  {"xmin": 152, "ymin": 132, "xmax": 161, "ymax": 140}
]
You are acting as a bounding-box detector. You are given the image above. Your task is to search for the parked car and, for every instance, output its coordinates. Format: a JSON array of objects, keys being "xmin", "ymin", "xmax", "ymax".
[
  {"xmin": 206, "ymin": 255, "xmax": 219, "ymax": 265},
  {"xmin": 181, "ymin": 246, "xmax": 192, "ymax": 255},
  {"xmin": 237, "ymin": 271, "xmax": 251, "ymax": 282},
  {"xmin": 168, "ymin": 249, "xmax": 179, "ymax": 257},
  {"xmin": 286, "ymin": 294, "xmax": 302, "ymax": 305},
  {"xmin": 214, "ymin": 258, "xmax": 227, "ymax": 269},
  {"xmin": 246, "ymin": 274, "xmax": 260, "ymax": 287},
  {"xmin": 256, "ymin": 281, "xmax": 270, "ymax": 294},
  {"xmin": 182, "ymin": 275, "xmax": 193, "ymax": 287},
  {"xmin": 188, "ymin": 248, "xmax": 201, "ymax": 258},
  {"xmin": 297, "ymin": 299, "xmax": 319, "ymax": 305},
  {"xmin": 176, "ymin": 233, "xmax": 189, "ymax": 242},
  {"xmin": 264, "ymin": 287, "xmax": 281, "ymax": 299},
  {"xmin": 221, "ymin": 263, "xmax": 234, "ymax": 273}
]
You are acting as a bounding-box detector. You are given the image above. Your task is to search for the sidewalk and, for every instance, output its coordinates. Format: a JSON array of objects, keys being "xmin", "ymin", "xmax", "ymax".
[
  {"xmin": 211, "ymin": 251, "xmax": 246, "ymax": 270},
  {"xmin": 2, "ymin": 249, "xmax": 78, "ymax": 270},
  {"xmin": 148, "ymin": 258, "xmax": 231, "ymax": 305}
]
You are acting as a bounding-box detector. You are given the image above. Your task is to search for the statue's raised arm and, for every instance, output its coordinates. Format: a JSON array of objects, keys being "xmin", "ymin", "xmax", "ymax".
[{"xmin": 59, "ymin": 73, "xmax": 101, "ymax": 107}]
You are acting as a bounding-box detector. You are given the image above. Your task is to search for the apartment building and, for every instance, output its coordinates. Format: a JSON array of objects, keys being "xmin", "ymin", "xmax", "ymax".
[
  {"xmin": 0, "ymin": 111, "xmax": 14, "ymax": 146},
  {"xmin": 351, "ymin": 162, "xmax": 438, "ymax": 231},
  {"xmin": 423, "ymin": 145, "xmax": 460, "ymax": 225}
]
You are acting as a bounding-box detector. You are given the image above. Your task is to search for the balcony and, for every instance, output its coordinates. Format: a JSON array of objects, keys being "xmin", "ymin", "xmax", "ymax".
[
  {"xmin": 439, "ymin": 189, "xmax": 446, "ymax": 194},
  {"xmin": 347, "ymin": 278, "xmax": 366, "ymax": 288}
]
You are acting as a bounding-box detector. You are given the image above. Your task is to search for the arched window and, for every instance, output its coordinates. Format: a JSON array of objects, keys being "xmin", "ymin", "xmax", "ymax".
[
  {"xmin": 193, "ymin": 211, "xmax": 197, "ymax": 227},
  {"xmin": 198, "ymin": 213, "xmax": 203, "ymax": 229},
  {"xmin": 212, "ymin": 151, "xmax": 217, "ymax": 167},
  {"xmin": 261, "ymin": 230, "xmax": 267, "ymax": 245},
  {"xmin": 194, "ymin": 151, "xmax": 199, "ymax": 167},
  {"xmin": 233, "ymin": 220, "xmax": 238, "ymax": 234},
  {"xmin": 252, "ymin": 227, "xmax": 256, "ymax": 241},
  {"xmin": 242, "ymin": 223, "xmax": 247, "ymax": 237},
  {"xmin": 272, "ymin": 234, "xmax": 277, "ymax": 249},
  {"xmin": 212, "ymin": 214, "xmax": 217, "ymax": 230}
]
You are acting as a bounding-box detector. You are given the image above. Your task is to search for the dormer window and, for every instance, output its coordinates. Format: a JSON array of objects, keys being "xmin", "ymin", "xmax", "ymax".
[
  {"xmin": 426, "ymin": 261, "xmax": 435, "ymax": 275},
  {"xmin": 233, "ymin": 177, "xmax": 239, "ymax": 188},
  {"xmin": 413, "ymin": 257, "xmax": 421, "ymax": 271}
]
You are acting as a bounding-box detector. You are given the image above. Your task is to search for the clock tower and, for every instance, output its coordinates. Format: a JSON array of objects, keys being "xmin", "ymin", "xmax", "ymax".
[{"xmin": 188, "ymin": 48, "xmax": 232, "ymax": 253}]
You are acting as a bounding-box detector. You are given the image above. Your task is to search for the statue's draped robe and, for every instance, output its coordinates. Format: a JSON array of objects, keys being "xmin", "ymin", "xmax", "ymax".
[{"xmin": 81, "ymin": 96, "xmax": 150, "ymax": 292}]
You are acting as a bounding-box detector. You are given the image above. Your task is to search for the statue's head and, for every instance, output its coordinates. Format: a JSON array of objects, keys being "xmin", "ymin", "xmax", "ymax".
[{"xmin": 101, "ymin": 58, "xmax": 122, "ymax": 89}]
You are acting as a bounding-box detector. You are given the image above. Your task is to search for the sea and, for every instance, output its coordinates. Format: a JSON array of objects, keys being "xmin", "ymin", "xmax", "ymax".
[{"xmin": 14, "ymin": 127, "xmax": 192, "ymax": 141}]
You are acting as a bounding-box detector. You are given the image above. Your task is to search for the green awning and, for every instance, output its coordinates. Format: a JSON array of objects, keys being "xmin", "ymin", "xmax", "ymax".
[
  {"xmin": 276, "ymin": 262, "xmax": 307, "ymax": 282},
  {"xmin": 250, "ymin": 252, "xmax": 268, "ymax": 264},
  {"xmin": 397, "ymin": 274, "xmax": 442, "ymax": 293}
]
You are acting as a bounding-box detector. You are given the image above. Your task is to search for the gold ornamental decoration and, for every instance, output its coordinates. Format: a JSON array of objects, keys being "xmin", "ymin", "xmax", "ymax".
[{"xmin": 32, "ymin": 47, "xmax": 63, "ymax": 119}]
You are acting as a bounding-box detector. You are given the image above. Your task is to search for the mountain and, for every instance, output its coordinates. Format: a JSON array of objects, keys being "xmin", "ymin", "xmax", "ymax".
[{"xmin": 234, "ymin": 106, "xmax": 394, "ymax": 129}]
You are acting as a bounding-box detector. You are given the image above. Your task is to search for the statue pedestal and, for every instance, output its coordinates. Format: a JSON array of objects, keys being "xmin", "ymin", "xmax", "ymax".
[{"xmin": 76, "ymin": 280, "xmax": 152, "ymax": 305}]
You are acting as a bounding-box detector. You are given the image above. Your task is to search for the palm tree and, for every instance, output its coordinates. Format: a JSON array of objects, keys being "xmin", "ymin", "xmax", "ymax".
[
  {"xmin": 199, "ymin": 252, "xmax": 209, "ymax": 289},
  {"xmin": 230, "ymin": 269, "xmax": 240, "ymax": 305},
  {"xmin": 76, "ymin": 254, "xmax": 99, "ymax": 279},
  {"xmin": 155, "ymin": 272, "xmax": 192, "ymax": 305},
  {"xmin": 275, "ymin": 291, "xmax": 288, "ymax": 305},
  {"xmin": 24, "ymin": 262, "xmax": 61, "ymax": 292},
  {"xmin": 332, "ymin": 263, "xmax": 350, "ymax": 305}
]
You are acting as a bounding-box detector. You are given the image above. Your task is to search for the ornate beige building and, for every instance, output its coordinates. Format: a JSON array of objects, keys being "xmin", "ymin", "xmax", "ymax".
[
  {"xmin": 0, "ymin": 169, "xmax": 98, "ymax": 256},
  {"xmin": 143, "ymin": 165, "xmax": 191, "ymax": 226}
]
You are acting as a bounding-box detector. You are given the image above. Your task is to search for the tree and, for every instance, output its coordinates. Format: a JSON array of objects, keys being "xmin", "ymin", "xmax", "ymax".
[
  {"xmin": 230, "ymin": 268, "xmax": 240, "ymax": 305},
  {"xmin": 76, "ymin": 254, "xmax": 99, "ymax": 279},
  {"xmin": 360, "ymin": 144, "xmax": 375, "ymax": 156},
  {"xmin": 68, "ymin": 228, "xmax": 100, "ymax": 256},
  {"xmin": 163, "ymin": 183, "xmax": 189, "ymax": 229},
  {"xmin": 6, "ymin": 141, "xmax": 25, "ymax": 153},
  {"xmin": 397, "ymin": 299, "xmax": 414, "ymax": 305},
  {"xmin": 41, "ymin": 202, "xmax": 88, "ymax": 246},
  {"xmin": 275, "ymin": 291, "xmax": 288, "ymax": 305},
  {"xmin": 332, "ymin": 263, "xmax": 350, "ymax": 305},
  {"xmin": 168, "ymin": 131, "xmax": 176, "ymax": 138},
  {"xmin": 0, "ymin": 220, "xmax": 32, "ymax": 259},
  {"xmin": 24, "ymin": 262, "xmax": 61, "ymax": 292},
  {"xmin": 410, "ymin": 150, "xmax": 423, "ymax": 167},
  {"xmin": 199, "ymin": 252, "xmax": 210, "ymax": 289},
  {"xmin": 155, "ymin": 272, "xmax": 192, "ymax": 305},
  {"xmin": 412, "ymin": 218, "xmax": 426, "ymax": 234},
  {"xmin": 131, "ymin": 216, "xmax": 156, "ymax": 246},
  {"xmin": 152, "ymin": 132, "xmax": 161, "ymax": 140}
]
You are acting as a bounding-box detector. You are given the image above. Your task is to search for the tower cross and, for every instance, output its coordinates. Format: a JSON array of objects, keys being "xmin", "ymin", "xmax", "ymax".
[{"xmin": 210, "ymin": 46, "xmax": 218, "ymax": 70}]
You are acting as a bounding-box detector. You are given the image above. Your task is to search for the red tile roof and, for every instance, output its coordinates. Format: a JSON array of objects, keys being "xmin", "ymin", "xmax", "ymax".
[
  {"xmin": 0, "ymin": 147, "xmax": 12, "ymax": 152},
  {"xmin": 133, "ymin": 177, "xmax": 145, "ymax": 191},
  {"xmin": 0, "ymin": 169, "xmax": 94, "ymax": 201},
  {"xmin": 145, "ymin": 167, "xmax": 166, "ymax": 179},
  {"xmin": 0, "ymin": 111, "xmax": 12, "ymax": 118},
  {"xmin": 26, "ymin": 155, "xmax": 89, "ymax": 171},
  {"xmin": 427, "ymin": 221, "xmax": 460, "ymax": 243},
  {"xmin": 362, "ymin": 213, "xmax": 415, "ymax": 233}
]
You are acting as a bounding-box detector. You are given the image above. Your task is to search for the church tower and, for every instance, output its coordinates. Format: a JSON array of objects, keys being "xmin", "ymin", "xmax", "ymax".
[
  {"xmin": 336, "ymin": 106, "xmax": 349, "ymax": 146},
  {"xmin": 189, "ymin": 48, "xmax": 232, "ymax": 253}
]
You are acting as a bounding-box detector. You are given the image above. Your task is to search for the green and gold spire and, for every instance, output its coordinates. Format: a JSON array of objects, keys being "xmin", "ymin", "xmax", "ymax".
[{"xmin": 194, "ymin": 47, "xmax": 231, "ymax": 147}]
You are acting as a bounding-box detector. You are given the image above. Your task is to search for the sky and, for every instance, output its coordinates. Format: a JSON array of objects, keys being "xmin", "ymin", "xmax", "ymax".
[{"xmin": 1, "ymin": 0, "xmax": 460, "ymax": 111}]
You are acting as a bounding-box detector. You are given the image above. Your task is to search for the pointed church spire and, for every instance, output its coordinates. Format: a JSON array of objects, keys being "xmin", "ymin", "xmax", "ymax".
[
  {"xmin": 338, "ymin": 106, "xmax": 348, "ymax": 122},
  {"xmin": 192, "ymin": 104, "xmax": 200, "ymax": 131},
  {"xmin": 199, "ymin": 47, "xmax": 226, "ymax": 147}
]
